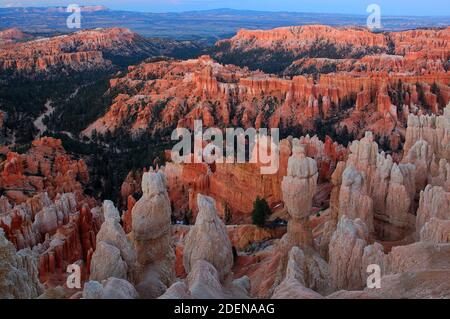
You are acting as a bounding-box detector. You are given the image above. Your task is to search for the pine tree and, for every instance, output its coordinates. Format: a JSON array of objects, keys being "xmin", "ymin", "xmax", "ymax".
[{"xmin": 252, "ymin": 196, "xmax": 271, "ymax": 227}]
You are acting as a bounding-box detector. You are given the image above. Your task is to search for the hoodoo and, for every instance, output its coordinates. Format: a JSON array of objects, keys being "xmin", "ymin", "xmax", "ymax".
[{"xmin": 0, "ymin": 8, "xmax": 449, "ymax": 302}]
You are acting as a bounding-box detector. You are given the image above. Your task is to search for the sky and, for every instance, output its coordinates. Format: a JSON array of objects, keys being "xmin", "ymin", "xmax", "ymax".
[{"xmin": 1, "ymin": 0, "xmax": 449, "ymax": 16}]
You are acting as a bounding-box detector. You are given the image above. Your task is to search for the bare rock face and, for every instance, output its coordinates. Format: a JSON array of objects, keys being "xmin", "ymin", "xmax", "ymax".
[
  {"xmin": 384, "ymin": 242, "xmax": 450, "ymax": 277},
  {"xmin": 346, "ymin": 132, "xmax": 379, "ymax": 177},
  {"xmin": 0, "ymin": 229, "xmax": 43, "ymax": 298},
  {"xmin": 361, "ymin": 242, "xmax": 385, "ymax": 286},
  {"xmin": 0, "ymin": 28, "xmax": 178, "ymax": 78},
  {"xmin": 90, "ymin": 200, "xmax": 137, "ymax": 282},
  {"xmin": 420, "ymin": 218, "xmax": 450, "ymax": 243},
  {"xmin": 280, "ymin": 139, "xmax": 318, "ymax": 249},
  {"xmin": 96, "ymin": 201, "xmax": 136, "ymax": 266},
  {"xmin": 334, "ymin": 132, "xmax": 378, "ymax": 234},
  {"xmin": 332, "ymin": 131, "xmax": 419, "ymax": 241},
  {"xmin": 226, "ymin": 224, "xmax": 285, "ymax": 251},
  {"xmin": 402, "ymin": 139, "xmax": 435, "ymax": 193},
  {"xmin": 83, "ymin": 277, "xmax": 139, "ymax": 299},
  {"xmin": 329, "ymin": 216, "xmax": 369, "ymax": 291},
  {"xmin": 326, "ymin": 290, "xmax": 379, "ymax": 299},
  {"xmin": 416, "ymin": 185, "xmax": 450, "ymax": 237},
  {"xmin": 404, "ymin": 104, "xmax": 450, "ymax": 163},
  {"xmin": 328, "ymin": 270, "xmax": 450, "ymax": 299},
  {"xmin": 90, "ymin": 241, "xmax": 128, "ymax": 281},
  {"xmin": 331, "ymin": 240, "xmax": 450, "ymax": 299},
  {"xmin": 97, "ymin": 219, "xmax": 136, "ymax": 268},
  {"xmin": 165, "ymin": 194, "xmax": 249, "ymax": 299},
  {"xmin": 0, "ymin": 138, "xmax": 99, "ymax": 284},
  {"xmin": 370, "ymin": 152, "xmax": 417, "ymax": 238},
  {"xmin": 319, "ymin": 161, "xmax": 347, "ymax": 259},
  {"xmin": 262, "ymin": 141, "xmax": 332, "ymax": 298},
  {"xmin": 384, "ymin": 164, "xmax": 416, "ymax": 228},
  {"xmin": 330, "ymin": 234, "xmax": 450, "ymax": 298},
  {"xmin": 102, "ymin": 200, "xmax": 120, "ymax": 222},
  {"xmin": 271, "ymin": 247, "xmax": 325, "ymax": 299},
  {"xmin": 131, "ymin": 171, "xmax": 175, "ymax": 299},
  {"xmin": 370, "ymin": 153, "xmax": 394, "ymax": 215},
  {"xmin": 368, "ymin": 270, "xmax": 450, "ymax": 299},
  {"xmin": 82, "ymin": 281, "xmax": 104, "ymax": 299},
  {"xmin": 186, "ymin": 260, "xmax": 227, "ymax": 299},
  {"xmin": 293, "ymin": 248, "xmax": 331, "ymax": 295},
  {"xmin": 132, "ymin": 172, "xmax": 171, "ymax": 244},
  {"xmin": 158, "ymin": 281, "xmax": 192, "ymax": 299},
  {"xmin": 0, "ymin": 137, "xmax": 89, "ymax": 205},
  {"xmin": 0, "ymin": 189, "xmax": 100, "ymax": 283},
  {"xmin": 160, "ymin": 134, "xmax": 342, "ymax": 225},
  {"xmin": 220, "ymin": 25, "xmax": 388, "ymax": 57},
  {"xmin": 440, "ymin": 104, "xmax": 450, "ymax": 161},
  {"xmin": 272, "ymin": 282, "xmax": 323, "ymax": 299},
  {"xmin": 120, "ymin": 170, "xmax": 142, "ymax": 211},
  {"xmin": 282, "ymin": 139, "xmax": 318, "ymax": 220},
  {"xmin": 163, "ymin": 259, "xmax": 249, "ymax": 299},
  {"xmin": 183, "ymin": 194, "xmax": 233, "ymax": 282},
  {"xmin": 30, "ymin": 192, "xmax": 78, "ymax": 237},
  {"xmin": 318, "ymin": 218, "xmax": 337, "ymax": 261},
  {"xmin": 0, "ymin": 28, "xmax": 30, "ymax": 47},
  {"xmin": 401, "ymin": 105, "xmax": 450, "ymax": 197},
  {"xmin": 429, "ymin": 158, "xmax": 450, "ymax": 192},
  {"xmin": 338, "ymin": 167, "xmax": 374, "ymax": 233}
]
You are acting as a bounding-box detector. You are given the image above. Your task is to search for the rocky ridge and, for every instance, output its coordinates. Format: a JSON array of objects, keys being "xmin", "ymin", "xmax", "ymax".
[
  {"xmin": 82, "ymin": 53, "xmax": 449, "ymax": 152},
  {"xmin": 0, "ymin": 28, "xmax": 199, "ymax": 78},
  {"xmin": 0, "ymin": 25, "xmax": 449, "ymax": 300}
]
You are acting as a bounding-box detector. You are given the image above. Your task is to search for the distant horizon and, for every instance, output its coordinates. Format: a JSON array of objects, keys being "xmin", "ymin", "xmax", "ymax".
[
  {"xmin": 3, "ymin": 6, "xmax": 449, "ymax": 18},
  {"xmin": 1, "ymin": 1, "xmax": 450, "ymax": 17},
  {"xmin": 2, "ymin": 5, "xmax": 450, "ymax": 18}
]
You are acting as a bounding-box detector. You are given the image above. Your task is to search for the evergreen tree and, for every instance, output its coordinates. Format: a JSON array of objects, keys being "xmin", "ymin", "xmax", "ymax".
[{"xmin": 252, "ymin": 196, "xmax": 271, "ymax": 227}]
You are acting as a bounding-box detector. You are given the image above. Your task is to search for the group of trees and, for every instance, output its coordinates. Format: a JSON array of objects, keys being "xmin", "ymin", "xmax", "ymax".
[
  {"xmin": 416, "ymin": 82, "xmax": 429, "ymax": 110},
  {"xmin": 45, "ymin": 74, "xmax": 113, "ymax": 135},
  {"xmin": 211, "ymin": 39, "xmax": 387, "ymax": 77},
  {"xmin": 210, "ymin": 42, "xmax": 297, "ymax": 75},
  {"xmin": 0, "ymin": 43, "xmax": 208, "ymax": 207},
  {"xmin": 415, "ymin": 81, "xmax": 444, "ymax": 111},
  {"xmin": 46, "ymin": 129, "xmax": 170, "ymax": 203},
  {"xmin": 0, "ymin": 76, "xmax": 76, "ymax": 145}
]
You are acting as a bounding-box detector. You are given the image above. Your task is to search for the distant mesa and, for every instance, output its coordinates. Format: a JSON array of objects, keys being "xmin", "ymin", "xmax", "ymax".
[{"xmin": 38, "ymin": 6, "xmax": 109, "ymax": 13}]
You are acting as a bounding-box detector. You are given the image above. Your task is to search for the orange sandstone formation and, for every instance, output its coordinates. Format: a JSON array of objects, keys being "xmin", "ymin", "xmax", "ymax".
[
  {"xmin": 0, "ymin": 137, "xmax": 89, "ymax": 204},
  {"xmin": 0, "ymin": 28, "xmax": 196, "ymax": 78}
]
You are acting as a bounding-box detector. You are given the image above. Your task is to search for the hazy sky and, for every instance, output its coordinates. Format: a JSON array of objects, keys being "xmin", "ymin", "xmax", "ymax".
[{"xmin": 1, "ymin": 0, "xmax": 450, "ymax": 16}]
